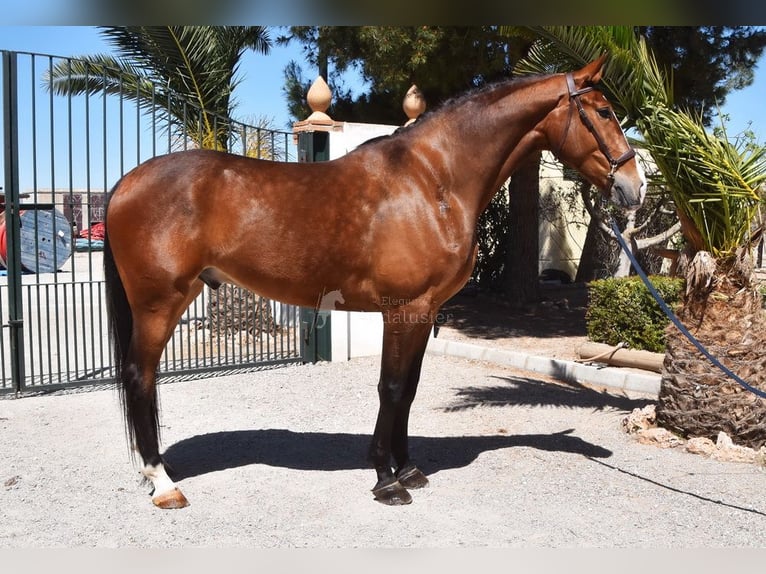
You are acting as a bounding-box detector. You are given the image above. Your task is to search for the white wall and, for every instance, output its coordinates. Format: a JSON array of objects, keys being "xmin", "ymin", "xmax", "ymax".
[
  {"xmin": 327, "ymin": 122, "xmax": 399, "ymax": 361},
  {"xmin": 537, "ymin": 151, "xmax": 589, "ymax": 282},
  {"xmin": 328, "ymin": 122, "xmax": 399, "ymax": 160}
]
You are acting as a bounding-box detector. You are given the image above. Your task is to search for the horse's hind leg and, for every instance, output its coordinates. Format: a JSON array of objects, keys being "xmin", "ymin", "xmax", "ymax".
[
  {"xmin": 369, "ymin": 310, "xmax": 434, "ymax": 505},
  {"xmin": 123, "ymin": 282, "xmax": 203, "ymax": 509}
]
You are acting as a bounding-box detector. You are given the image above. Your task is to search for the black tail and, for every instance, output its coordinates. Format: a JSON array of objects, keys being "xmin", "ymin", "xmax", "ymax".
[
  {"xmin": 104, "ymin": 184, "xmax": 160, "ymax": 462},
  {"xmin": 104, "ymin": 193, "xmax": 132, "ymax": 388}
]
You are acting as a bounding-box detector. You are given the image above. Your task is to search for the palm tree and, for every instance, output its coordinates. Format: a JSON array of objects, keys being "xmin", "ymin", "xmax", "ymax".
[
  {"xmin": 513, "ymin": 26, "xmax": 766, "ymax": 448},
  {"xmin": 45, "ymin": 26, "xmax": 272, "ymax": 149}
]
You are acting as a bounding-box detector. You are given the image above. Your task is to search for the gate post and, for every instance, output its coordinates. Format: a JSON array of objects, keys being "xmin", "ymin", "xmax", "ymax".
[
  {"xmin": 2, "ymin": 51, "xmax": 26, "ymax": 391},
  {"xmin": 293, "ymin": 76, "xmax": 339, "ymax": 363}
]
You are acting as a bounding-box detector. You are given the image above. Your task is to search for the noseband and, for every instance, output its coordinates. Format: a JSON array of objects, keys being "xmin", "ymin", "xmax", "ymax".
[{"xmin": 555, "ymin": 73, "xmax": 636, "ymax": 184}]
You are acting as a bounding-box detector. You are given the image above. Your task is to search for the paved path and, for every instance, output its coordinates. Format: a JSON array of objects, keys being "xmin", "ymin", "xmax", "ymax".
[{"xmin": 429, "ymin": 337, "xmax": 661, "ymax": 396}]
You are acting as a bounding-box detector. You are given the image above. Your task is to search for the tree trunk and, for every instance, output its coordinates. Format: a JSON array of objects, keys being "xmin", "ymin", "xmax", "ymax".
[
  {"xmin": 612, "ymin": 211, "xmax": 637, "ymax": 278},
  {"xmin": 575, "ymin": 214, "xmax": 611, "ymax": 282},
  {"xmin": 502, "ymin": 153, "xmax": 540, "ymax": 306},
  {"xmin": 574, "ymin": 180, "xmax": 614, "ymax": 282},
  {"xmin": 206, "ymin": 284, "xmax": 277, "ymax": 336},
  {"xmin": 656, "ymin": 251, "xmax": 766, "ymax": 449}
]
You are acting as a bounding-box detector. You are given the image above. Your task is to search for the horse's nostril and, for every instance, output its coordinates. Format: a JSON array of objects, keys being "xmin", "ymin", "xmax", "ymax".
[{"xmin": 612, "ymin": 184, "xmax": 631, "ymax": 208}]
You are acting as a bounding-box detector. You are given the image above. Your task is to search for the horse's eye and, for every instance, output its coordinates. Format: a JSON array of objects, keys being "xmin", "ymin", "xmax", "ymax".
[{"xmin": 597, "ymin": 107, "xmax": 612, "ymax": 119}]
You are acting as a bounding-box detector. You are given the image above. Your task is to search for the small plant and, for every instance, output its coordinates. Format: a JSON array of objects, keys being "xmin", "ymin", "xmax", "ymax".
[{"xmin": 586, "ymin": 275, "xmax": 684, "ymax": 353}]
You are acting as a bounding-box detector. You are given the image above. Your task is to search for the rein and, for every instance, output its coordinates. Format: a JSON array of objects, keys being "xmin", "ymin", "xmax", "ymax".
[
  {"xmin": 609, "ymin": 217, "xmax": 766, "ymax": 400},
  {"xmin": 557, "ymin": 73, "xmax": 636, "ymax": 183}
]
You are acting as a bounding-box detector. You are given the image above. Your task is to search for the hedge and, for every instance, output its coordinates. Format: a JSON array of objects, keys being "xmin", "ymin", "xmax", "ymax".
[{"xmin": 586, "ymin": 275, "xmax": 684, "ymax": 353}]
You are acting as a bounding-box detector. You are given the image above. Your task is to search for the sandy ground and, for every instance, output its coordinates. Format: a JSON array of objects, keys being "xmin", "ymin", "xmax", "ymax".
[{"xmin": 2, "ymin": 353, "xmax": 766, "ymax": 548}]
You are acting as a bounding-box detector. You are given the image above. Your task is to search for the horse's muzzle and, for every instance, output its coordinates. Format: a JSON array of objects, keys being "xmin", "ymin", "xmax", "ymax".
[{"xmin": 611, "ymin": 172, "xmax": 646, "ymax": 211}]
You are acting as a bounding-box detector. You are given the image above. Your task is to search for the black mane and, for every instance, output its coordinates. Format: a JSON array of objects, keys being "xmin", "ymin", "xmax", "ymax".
[{"xmin": 435, "ymin": 73, "xmax": 546, "ymax": 112}]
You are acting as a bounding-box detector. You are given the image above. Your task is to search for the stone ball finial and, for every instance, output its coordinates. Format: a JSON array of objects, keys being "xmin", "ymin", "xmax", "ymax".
[
  {"xmin": 306, "ymin": 76, "xmax": 333, "ymax": 123},
  {"xmin": 403, "ymin": 84, "xmax": 426, "ymax": 126}
]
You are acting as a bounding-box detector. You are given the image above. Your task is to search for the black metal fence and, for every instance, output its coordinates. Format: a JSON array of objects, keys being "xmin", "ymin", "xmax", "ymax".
[{"xmin": 1, "ymin": 50, "xmax": 304, "ymax": 394}]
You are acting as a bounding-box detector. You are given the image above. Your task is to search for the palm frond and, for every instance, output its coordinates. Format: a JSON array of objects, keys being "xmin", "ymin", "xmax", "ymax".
[
  {"xmin": 45, "ymin": 26, "xmax": 273, "ymax": 150},
  {"xmin": 514, "ymin": 26, "xmax": 649, "ymax": 124},
  {"xmin": 44, "ymin": 55, "xmax": 151, "ymax": 97}
]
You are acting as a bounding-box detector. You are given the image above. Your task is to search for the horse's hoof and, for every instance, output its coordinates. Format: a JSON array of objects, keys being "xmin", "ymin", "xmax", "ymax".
[
  {"xmin": 152, "ymin": 488, "xmax": 189, "ymax": 509},
  {"xmin": 372, "ymin": 479, "xmax": 413, "ymax": 506},
  {"xmin": 396, "ymin": 465, "xmax": 429, "ymax": 490}
]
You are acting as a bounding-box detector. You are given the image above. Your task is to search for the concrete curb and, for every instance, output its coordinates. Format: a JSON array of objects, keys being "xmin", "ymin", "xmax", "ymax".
[{"xmin": 427, "ymin": 337, "xmax": 660, "ymax": 397}]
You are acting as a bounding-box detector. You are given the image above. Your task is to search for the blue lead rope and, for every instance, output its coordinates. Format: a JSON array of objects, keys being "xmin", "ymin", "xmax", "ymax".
[{"xmin": 609, "ymin": 218, "xmax": 766, "ymax": 400}]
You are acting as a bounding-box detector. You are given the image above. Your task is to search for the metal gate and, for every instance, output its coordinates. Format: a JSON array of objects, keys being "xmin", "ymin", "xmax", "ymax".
[{"xmin": 1, "ymin": 50, "xmax": 304, "ymax": 394}]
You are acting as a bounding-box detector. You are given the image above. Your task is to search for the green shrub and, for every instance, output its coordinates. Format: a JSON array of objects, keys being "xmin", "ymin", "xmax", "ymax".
[{"xmin": 586, "ymin": 275, "xmax": 684, "ymax": 353}]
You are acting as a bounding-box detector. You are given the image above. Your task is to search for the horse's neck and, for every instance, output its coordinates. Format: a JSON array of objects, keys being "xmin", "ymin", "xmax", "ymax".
[{"xmin": 416, "ymin": 77, "xmax": 561, "ymax": 220}]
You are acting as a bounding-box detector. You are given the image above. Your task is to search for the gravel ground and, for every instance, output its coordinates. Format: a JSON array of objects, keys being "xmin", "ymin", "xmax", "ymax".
[{"xmin": 2, "ymin": 353, "xmax": 766, "ymax": 548}]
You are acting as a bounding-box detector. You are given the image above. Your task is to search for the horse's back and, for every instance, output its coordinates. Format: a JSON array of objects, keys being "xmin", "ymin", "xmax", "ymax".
[
  {"xmin": 108, "ymin": 150, "xmax": 295, "ymax": 244},
  {"xmin": 110, "ymin": 149, "xmax": 274, "ymax": 206},
  {"xmin": 105, "ymin": 149, "xmax": 376, "ymax": 307}
]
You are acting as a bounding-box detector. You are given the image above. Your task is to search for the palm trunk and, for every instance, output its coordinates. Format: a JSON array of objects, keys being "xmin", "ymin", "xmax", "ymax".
[
  {"xmin": 503, "ymin": 153, "xmax": 541, "ymax": 306},
  {"xmin": 656, "ymin": 250, "xmax": 766, "ymax": 449},
  {"xmin": 207, "ymin": 284, "xmax": 277, "ymax": 336}
]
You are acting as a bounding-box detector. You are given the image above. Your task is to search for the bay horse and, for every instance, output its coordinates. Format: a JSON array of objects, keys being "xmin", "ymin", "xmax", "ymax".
[{"xmin": 104, "ymin": 55, "xmax": 646, "ymax": 509}]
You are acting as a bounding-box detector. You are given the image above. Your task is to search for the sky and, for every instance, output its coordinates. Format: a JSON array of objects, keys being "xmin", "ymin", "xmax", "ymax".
[
  {"xmin": 2, "ymin": 25, "xmax": 766, "ymax": 141},
  {"xmin": 0, "ymin": 26, "xmax": 306, "ymax": 131}
]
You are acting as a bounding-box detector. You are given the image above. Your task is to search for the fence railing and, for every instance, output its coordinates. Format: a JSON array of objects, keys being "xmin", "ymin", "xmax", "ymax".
[{"xmin": 1, "ymin": 50, "xmax": 304, "ymax": 394}]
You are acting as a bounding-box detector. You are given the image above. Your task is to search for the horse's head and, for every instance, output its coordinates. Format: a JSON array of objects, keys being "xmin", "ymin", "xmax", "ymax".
[{"xmin": 543, "ymin": 54, "xmax": 647, "ymax": 211}]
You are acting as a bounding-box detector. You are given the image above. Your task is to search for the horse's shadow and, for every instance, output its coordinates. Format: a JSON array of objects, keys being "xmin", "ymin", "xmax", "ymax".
[{"xmin": 162, "ymin": 427, "xmax": 612, "ymax": 481}]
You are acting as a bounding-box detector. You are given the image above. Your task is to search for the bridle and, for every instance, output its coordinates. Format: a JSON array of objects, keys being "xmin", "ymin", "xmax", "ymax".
[{"xmin": 555, "ymin": 72, "xmax": 636, "ymax": 185}]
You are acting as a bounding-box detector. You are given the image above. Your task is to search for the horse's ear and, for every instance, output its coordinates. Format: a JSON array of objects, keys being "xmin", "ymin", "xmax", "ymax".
[{"xmin": 576, "ymin": 53, "xmax": 609, "ymax": 86}]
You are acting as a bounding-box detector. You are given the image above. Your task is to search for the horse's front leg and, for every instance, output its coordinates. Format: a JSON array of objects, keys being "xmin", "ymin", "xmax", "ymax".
[
  {"xmin": 369, "ymin": 309, "xmax": 434, "ymax": 505},
  {"xmin": 391, "ymin": 327, "xmax": 432, "ymax": 492}
]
